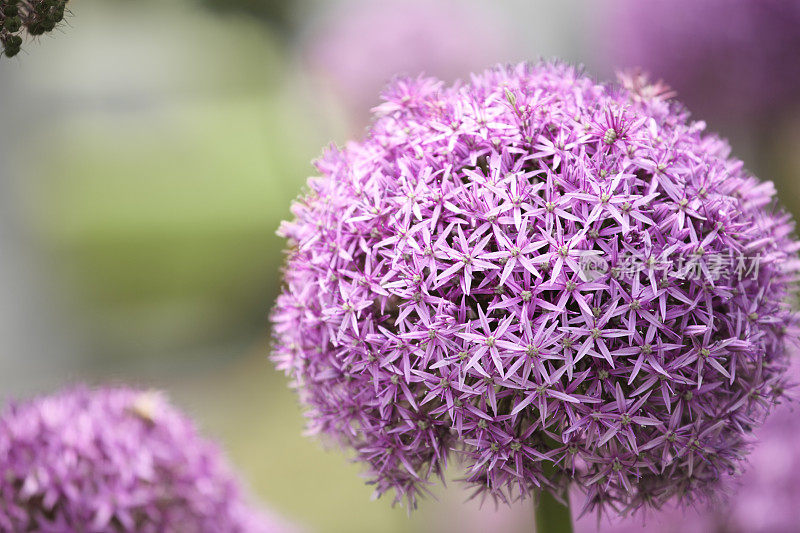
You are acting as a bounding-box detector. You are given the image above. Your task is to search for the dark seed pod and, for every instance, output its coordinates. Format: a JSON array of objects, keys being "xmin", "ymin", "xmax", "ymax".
[
  {"xmin": 3, "ymin": 15, "xmax": 21, "ymax": 33},
  {"xmin": 26, "ymin": 21, "xmax": 44, "ymax": 36},
  {"xmin": 1, "ymin": 33, "xmax": 21, "ymax": 57},
  {"xmin": 1, "ymin": 0, "xmax": 69, "ymax": 58}
]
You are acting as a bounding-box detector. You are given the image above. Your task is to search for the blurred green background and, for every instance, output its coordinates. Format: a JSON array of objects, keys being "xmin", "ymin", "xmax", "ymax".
[{"xmin": 0, "ymin": 0, "xmax": 797, "ymax": 532}]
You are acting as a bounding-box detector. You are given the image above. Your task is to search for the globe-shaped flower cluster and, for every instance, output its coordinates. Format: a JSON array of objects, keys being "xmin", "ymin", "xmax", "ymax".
[
  {"xmin": 0, "ymin": 386, "xmax": 284, "ymax": 532},
  {"xmin": 272, "ymin": 62, "xmax": 799, "ymax": 514}
]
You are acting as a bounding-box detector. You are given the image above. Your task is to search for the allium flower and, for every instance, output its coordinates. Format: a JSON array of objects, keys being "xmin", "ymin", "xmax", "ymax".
[
  {"xmin": 1, "ymin": 0, "xmax": 69, "ymax": 58},
  {"xmin": 0, "ymin": 385, "xmax": 288, "ymax": 532},
  {"xmin": 272, "ymin": 62, "xmax": 800, "ymax": 515},
  {"xmin": 574, "ymin": 363, "xmax": 800, "ymax": 532},
  {"xmin": 599, "ymin": 0, "xmax": 800, "ymax": 126},
  {"xmin": 303, "ymin": 0, "xmax": 512, "ymax": 124}
]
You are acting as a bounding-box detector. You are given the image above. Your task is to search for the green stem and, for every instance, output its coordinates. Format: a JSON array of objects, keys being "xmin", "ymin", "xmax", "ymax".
[{"xmin": 534, "ymin": 490, "xmax": 573, "ymax": 533}]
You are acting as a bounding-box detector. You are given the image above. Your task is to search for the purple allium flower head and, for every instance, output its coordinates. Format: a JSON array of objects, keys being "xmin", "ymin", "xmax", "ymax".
[
  {"xmin": 272, "ymin": 62, "xmax": 800, "ymax": 514},
  {"xmin": 574, "ymin": 363, "xmax": 800, "ymax": 533},
  {"xmin": 600, "ymin": 0, "xmax": 800, "ymax": 127},
  {"xmin": 0, "ymin": 385, "xmax": 288, "ymax": 532}
]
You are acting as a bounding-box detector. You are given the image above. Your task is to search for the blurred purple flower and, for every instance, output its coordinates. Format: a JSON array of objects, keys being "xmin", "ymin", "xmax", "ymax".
[
  {"xmin": 575, "ymin": 363, "xmax": 800, "ymax": 533},
  {"xmin": 0, "ymin": 385, "xmax": 289, "ymax": 532},
  {"xmin": 272, "ymin": 61, "xmax": 800, "ymax": 515},
  {"xmin": 303, "ymin": 0, "xmax": 513, "ymax": 124},
  {"xmin": 574, "ymin": 503, "xmax": 713, "ymax": 533},
  {"xmin": 601, "ymin": 0, "xmax": 800, "ymax": 127}
]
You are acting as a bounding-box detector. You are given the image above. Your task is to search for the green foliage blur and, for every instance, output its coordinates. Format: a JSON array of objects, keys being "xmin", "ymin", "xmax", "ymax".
[
  {"xmin": 27, "ymin": 1, "xmax": 327, "ymax": 363},
  {"xmin": 35, "ymin": 93, "xmax": 315, "ymax": 360},
  {"xmin": 198, "ymin": 0, "xmax": 299, "ymax": 36}
]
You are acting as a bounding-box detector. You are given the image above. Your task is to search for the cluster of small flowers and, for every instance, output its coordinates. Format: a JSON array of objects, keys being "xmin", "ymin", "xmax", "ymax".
[
  {"xmin": 0, "ymin": 386, "xmax": 283, "ymax": 532},
  {"xmin": 272, "ymin": 62, "xmax": 799, "ymax": 514},
  {"xmin": 1, "ymin": 0, "xmax": 68, "ymax": 58},
  {"xmin": 575, "ymin": 363, "xmax": 800, "ymax": 533}
]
